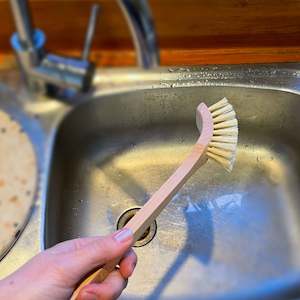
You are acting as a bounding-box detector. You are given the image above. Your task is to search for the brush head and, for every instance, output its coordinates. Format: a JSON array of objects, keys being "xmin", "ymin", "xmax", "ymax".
[{"xmin": 205, "ymin": 97, "xmax": 239, "ymax": 172}]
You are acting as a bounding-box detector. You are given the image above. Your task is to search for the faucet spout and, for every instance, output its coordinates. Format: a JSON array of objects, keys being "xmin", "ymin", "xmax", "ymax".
[{"xmin": 118, "ymin": 0, "xmax": 160, "ymax": 69}]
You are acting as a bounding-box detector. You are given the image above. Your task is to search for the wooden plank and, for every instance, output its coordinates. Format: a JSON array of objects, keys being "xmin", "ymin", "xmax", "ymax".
[
  {"xmin": 159, "ymin": 47, "xmax": 300, "ymax": 65},
  {"xmin": 1, "ymin": 0, "xmax": 300, "ymax": 65},
  {"xmin": 2, "ymin": 0, "xmax": 300, "ymax": 50},
  {"xmin": 92, "ymin": 47, "xmax": 300, "ymax": 65},
  {"xmin": 2, "ymin": 46, "xmax": 300, "ymax": 68}
]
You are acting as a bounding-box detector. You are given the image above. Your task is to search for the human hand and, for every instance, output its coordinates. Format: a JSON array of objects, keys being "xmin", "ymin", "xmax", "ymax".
[{"xmin": 0, "ymin": 228, "xmax": 136, "ymax": 300}]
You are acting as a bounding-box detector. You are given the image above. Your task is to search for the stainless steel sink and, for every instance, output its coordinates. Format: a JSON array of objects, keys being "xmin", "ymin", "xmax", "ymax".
[
  {"xmin": 46, "ymin": 81, "xmax": 300, "ymax": 298},
  {"xmin": 3, "ymin": 64, "xmax": 300, "ymax": 299}
]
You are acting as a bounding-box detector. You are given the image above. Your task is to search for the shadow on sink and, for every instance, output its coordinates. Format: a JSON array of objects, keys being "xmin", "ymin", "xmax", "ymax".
[
  {"xmin": 147, "ymin": 205, "xmax": 213, "ymax": 300},
  {"xmin": 45, "ymin": 86, "xmax": 300, "ymax": 299}
]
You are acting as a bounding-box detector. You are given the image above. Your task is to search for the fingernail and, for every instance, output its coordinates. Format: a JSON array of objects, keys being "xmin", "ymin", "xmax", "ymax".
[
  {"xmin": 82, "ymin": 291, "xmax": 97, "ymax": 300},
  {"xmin": 113, "ymin": 228, "xmax": 133, "ymax": 243}
]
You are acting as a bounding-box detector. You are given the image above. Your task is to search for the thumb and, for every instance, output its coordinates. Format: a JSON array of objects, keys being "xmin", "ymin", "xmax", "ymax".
[{"xmin": 56, "ymin": 228, "xmax": 133, "ymax": 281}]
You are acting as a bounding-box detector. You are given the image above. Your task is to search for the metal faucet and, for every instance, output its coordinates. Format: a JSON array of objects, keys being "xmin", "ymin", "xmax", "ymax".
[
  {"xmin": 117, "ymin": 0, "xmax": 159, "ymax": 69},
  {"xmin": 9, "ymin": 0, "xmax": 159, "ymax": 97}
]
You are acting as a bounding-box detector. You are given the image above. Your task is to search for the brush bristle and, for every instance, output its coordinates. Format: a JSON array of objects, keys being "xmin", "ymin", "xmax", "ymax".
[{"xmin": 207, "ymin": 97, "xmax": 238, "ymax": 172}]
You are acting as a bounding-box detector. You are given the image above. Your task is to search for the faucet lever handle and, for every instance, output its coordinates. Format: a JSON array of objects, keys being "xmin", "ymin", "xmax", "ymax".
[{"xmin": 82, "ymin": 4, "xmax": 100, "ymax": 61}]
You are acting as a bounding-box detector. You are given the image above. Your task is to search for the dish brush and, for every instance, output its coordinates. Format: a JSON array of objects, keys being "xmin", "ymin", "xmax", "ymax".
[{"xmin": 71, "ymin": 97, "xmax": 238, "ymax": 299}]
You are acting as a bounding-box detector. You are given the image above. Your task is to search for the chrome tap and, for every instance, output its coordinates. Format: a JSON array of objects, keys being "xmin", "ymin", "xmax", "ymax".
[
  {"xmin": 9, "ymin": 0, "xmax": 159, "ymax": 98},
  {"xmin": 118, "ymin": 0, "xmax": 160, "ymax": 69}
]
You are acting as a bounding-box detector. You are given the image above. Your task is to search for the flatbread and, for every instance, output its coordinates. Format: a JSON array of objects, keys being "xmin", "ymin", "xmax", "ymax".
[{"xmin": 0, "ymin": 110, "xmax": 37, "ymax": 258}]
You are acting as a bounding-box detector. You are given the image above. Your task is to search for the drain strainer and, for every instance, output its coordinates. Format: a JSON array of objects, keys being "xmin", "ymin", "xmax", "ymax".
[{"xmin": 116, "ymin": 207, "xmax": 157, "ymax": 247}]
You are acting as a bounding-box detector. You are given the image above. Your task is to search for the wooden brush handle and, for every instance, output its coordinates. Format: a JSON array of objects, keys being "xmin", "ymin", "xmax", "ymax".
[
  {"xmin": 70, "ymin": 259, "xmax": 117, "ymax": 300},
  {"xmin": 71, "ymin": 141, "xmax": 207, "ymax": 299}
]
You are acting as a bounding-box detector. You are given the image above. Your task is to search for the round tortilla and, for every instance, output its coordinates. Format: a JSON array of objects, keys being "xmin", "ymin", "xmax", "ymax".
[{"xmin": 0, "ymin": 110, "xmax": 37, "ymax": 258}]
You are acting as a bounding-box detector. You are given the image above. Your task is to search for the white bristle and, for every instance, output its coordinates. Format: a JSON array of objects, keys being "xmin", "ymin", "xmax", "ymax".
[
  {"xmin": 209, "ymin": 141, "xmax": 236, "ymax": 151},
  {"xmin": 211, "ymin": 104, "xmax": 233, "ymax": 117},
  {"xmin": 211, "ymin": 135, "xmax": 238, "ymax": 143},
  {"xmin": 213, "ymin": 128, "xmax": 238, "ymax": 136},
  {"xmin": 208, "ymin": 97, "xmax": 228, "ymax": 112},
  {"xmin": 205, "ymin": 98, "xmax": 238, "ymax": 172},
  {"xmin": 213, "ymin": 110, "xmax": 236, "ymax": 123},
  {"xmin": 207, "ymin": 147, "xmax": 233, "ymax": 159},
  {"xmin": 213, "ymin": 119, "xmax": 238, "ymax": 129},
  {"xmin": 207, "ymin": 152, "xmax": 233, "ymax": 172}
]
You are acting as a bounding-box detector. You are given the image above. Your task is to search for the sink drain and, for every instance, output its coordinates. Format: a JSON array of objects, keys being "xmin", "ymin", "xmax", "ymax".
[{"xmin": 116, "ymin": 207, "xmax": 157, "ymax": 247}]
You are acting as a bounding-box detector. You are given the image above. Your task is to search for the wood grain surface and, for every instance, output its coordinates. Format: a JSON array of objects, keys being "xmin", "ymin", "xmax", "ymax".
[{"xmin": 1, "ymin": 0, "xmax": 300, "ymax": 66}]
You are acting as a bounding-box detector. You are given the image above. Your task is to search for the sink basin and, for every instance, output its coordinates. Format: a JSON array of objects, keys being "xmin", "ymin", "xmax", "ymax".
[{"xmin": 45, "ymin": 85, "xmax": 300, "ymax": 299}]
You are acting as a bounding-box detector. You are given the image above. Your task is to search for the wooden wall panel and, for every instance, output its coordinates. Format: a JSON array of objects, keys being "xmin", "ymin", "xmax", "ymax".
[{"xmin": 1, "ymin": 0, "xmax": 300, "ymax": 66}]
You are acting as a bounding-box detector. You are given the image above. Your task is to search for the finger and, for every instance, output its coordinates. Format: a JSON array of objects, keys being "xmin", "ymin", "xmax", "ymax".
[
  {"xmin": 119, "ymin": 249, "xmax": 137, "ymax": 279},
  {"xmin": 47, "ymin": 237, "xmax": 100, "ymax": 255},
  {"xmin": 78, "ymin": 270, "xmax": 128, "ymax": 300},
  {"xmin": 59, "ymin": 228, "xmax": 134, "ymax": 279}
]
